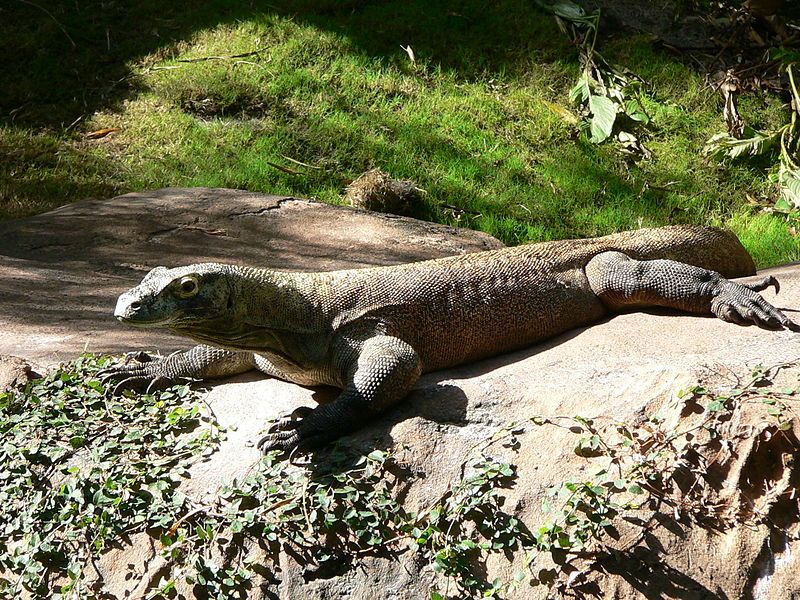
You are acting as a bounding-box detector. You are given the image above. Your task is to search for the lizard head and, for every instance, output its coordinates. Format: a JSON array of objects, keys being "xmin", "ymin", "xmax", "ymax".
[{"xmin": 114, "ymin": 264, "xmax": 235, "ymax": 328}]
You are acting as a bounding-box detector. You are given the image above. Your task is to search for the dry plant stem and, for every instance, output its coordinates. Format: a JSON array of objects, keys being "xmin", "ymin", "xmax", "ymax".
[
  {"xmin": 176, "ymin": 49, "xmax": 268, "ymax": 63},
  {"xmin": 16, "ymin": 0, "xmax": 75, "ymax": 47}
]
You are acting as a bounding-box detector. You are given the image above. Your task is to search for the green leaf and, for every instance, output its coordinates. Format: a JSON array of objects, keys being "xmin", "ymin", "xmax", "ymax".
[
  {"xmin": 702, "ymin": 127, "xmax": 778, "ymax": 161},
  {"xmin": 366, "ymin": 449, "xmax": 387, "ymax": 462},
  {"xmin": 624, "ymin": 98, "xmax": 650, "ymax": 123},
  {"xmin": 551, "ymin": 0, "xmax": 585, "ymax": 20},
  {"xmin": 569, "ymin": 76, "xmax": 590, "ymax": 105},
  {"xmin": 498, "ymin": 464, "xmax": 514, "ymax": 477},
  {"xmin": 778, "ymin": 158, "xmax": 800, "ymax": 209},
  {"xmin": 588, "ymin": 95, "xmax": 618, "ymax": 143}
]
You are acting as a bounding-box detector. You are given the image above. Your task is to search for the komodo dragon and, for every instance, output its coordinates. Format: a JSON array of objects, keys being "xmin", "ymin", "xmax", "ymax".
[{"xmin": 104, "ymin": 225, "xmax": 798, "ymax": 452}]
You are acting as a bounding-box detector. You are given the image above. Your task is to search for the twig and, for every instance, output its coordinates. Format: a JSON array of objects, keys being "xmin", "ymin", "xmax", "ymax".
[
  {"xmin": 265, "ymin": 161, "xmax": 301, "ymax": 175},
  {"xmin": 301, "ymin": 479, "xmax": 312, "ymax": 534},
  {"xmin": 281, "ymin": 155, "xmax": 323, "ymax": 169},
  {"xmin": 177, "ymin": 49, "xmax": 268, "ymax": 63},
  {"xmin": 65, "ymin": 114, "xmax": 84, "ymax": 132},
  {"xmin": 234, "ymin": 60, "xmax": 268, "ymax": 69}
]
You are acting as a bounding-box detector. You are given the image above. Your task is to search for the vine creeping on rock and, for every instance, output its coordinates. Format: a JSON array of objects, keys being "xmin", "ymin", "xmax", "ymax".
[
  {"xmin": 0, "ymin": 355, "xmax": 223, "ymax": 599},
  {"xmin": 527, "ymin": 362, "xmax": 800, "ymax": 594},
  {"xmin": 3, "ymin": 356, "xmax": 797, "ymax": 599},
  {"xmin": 0, "ymin": 356, "xmax": 532, "ymax": 599}
]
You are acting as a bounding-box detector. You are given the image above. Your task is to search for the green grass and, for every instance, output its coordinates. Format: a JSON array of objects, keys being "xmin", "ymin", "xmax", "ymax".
[{"xmin": 1, "ymin": 0, "xmax": 798, "ymax": 266}]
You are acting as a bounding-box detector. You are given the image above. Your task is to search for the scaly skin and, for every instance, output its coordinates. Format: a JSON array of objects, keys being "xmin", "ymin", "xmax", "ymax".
[{"xmin": 102, "ymin": 225, "xmax": 798, "ymax": 452}]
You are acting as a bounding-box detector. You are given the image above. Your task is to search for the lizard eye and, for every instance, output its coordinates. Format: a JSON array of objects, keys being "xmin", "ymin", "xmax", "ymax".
[{"xmin": 176, "ymin": 275, "xmax": 199, "ymax": 298}]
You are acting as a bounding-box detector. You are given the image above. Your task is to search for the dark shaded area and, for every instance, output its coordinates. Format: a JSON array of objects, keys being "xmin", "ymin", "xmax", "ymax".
[{"xmin": 4, "ymin": 0, "xmax": 797, "ymax": 126}]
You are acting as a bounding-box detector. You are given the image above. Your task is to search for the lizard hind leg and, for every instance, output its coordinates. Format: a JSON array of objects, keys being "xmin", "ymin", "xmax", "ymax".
[
  {"xmin": 585, "ymin": 251, "xmax": 799, "ymax": 331},
  {"xmin": 256, "ymin": 335, "xmax": 422, "ymax": 454}
]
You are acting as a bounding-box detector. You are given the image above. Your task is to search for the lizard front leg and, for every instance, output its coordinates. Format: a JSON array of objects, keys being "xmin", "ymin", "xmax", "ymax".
[
  {"xmin": 257, "ymin": 335, "xmax": 422, "ymax": 453},
  {"xmin": 585, "ymin": 251, "xmax": 799, "ymax": 330},
  {"xmin": 101, "ymin": 344, "xmax": 257, "ymax": 394}
]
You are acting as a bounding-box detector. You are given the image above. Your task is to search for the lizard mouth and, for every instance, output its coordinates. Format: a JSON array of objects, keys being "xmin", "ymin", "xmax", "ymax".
[{"xmin": 115, "ymin": 314, "xmax": 173, "ymax": 326}]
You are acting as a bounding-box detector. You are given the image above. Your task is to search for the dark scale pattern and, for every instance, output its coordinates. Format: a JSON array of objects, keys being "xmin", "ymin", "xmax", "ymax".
[{"xmin": 105, "ymin": 225, "xmax": 797, "ymax": 451}]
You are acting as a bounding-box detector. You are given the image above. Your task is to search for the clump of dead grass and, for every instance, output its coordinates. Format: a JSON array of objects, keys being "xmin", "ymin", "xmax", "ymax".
[{"xmin": 343, "ymin": 169, "xmax": 424, "ymax": 216}]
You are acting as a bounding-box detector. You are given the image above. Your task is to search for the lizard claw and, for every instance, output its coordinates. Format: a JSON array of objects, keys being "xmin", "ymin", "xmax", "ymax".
[
  {"xmin": 257, "ymin": 407, "xmax": 320, "ymax": 453},
  {"xmin": 742, "ymin": 275, "xmax": 780, "ymax": 295},
  {"xmin": 257, "ymin": 429, "xmax": 301, "ymax": 454},
  {"xmin": 98, "ymin": 351, "xmax": 154, "ymax": 377},
  {"xmin": 145, "ymin": 375, "xmax": 173, "ymax": 395},
  {"xmin": 111, "ymin": 375, "xmax": 151, "ymax": 395},
  {"xmin": 267, "ymin": 406, "xmax": 314, "ymax": 433},
  {"xmin": 125, "ymin": 350, "xmax": 154, "ymax": 364}
]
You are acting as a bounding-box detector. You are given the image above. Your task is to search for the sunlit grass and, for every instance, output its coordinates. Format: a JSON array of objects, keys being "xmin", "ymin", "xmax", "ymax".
[{"xmin": 1, "ymin": 0, "xmax": 797, "ymax": 266}]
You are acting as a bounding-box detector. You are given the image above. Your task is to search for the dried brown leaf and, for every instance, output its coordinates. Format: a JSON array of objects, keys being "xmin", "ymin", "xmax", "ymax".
[{"xmin": 85, "ymin": 127, "xmax": 122, "ymax": 140}]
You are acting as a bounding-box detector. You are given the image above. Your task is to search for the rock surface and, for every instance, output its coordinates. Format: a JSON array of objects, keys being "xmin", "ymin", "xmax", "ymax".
[
  {"xmin": 0, "ymin": 354, "xmax": 39, "ymax": 391},
  {"xmin": 2, "ymin": 188, "xmax": 800, "ymax": 599}
]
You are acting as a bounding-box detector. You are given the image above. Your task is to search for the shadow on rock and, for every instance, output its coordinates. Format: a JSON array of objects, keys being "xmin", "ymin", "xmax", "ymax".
[{"xmin": 597, "ymin": 549, "xmax": 728, "ymax": 600}]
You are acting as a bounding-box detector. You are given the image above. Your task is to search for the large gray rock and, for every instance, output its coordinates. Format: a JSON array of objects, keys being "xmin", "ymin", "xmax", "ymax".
[{"xmin": 2, "ymin": 188, "xmax": 800, "ymax": 599}]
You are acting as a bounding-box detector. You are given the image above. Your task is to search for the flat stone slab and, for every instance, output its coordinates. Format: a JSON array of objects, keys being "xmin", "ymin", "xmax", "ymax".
[{"xmin": 0, "ymin": 188, "xmax": 501, "ymax": 364}]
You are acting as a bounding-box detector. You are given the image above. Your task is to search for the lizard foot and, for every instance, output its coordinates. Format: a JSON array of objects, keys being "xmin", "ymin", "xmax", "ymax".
[
  {"xmin": 99, "ymin": 352, "xmax": 179, "ymax": 394},
  {"xmin": 257, "ymin": 408, "xmax": 331, "ymax": 454},
  {"xmin": 711, "ymin": 280, "xmax": 800, "ymax": 332}
]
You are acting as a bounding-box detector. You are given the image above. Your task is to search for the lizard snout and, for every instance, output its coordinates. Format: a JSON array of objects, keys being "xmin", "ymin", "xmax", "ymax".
[{"xmin": 114, "ymin": 294, "xmax": 137, "ymax": 322}]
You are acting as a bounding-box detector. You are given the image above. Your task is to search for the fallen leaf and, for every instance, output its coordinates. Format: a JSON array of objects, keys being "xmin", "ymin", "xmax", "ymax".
[{"xmin": 86, "ymin": 127, "xmax": 122, "ymax": 140}]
